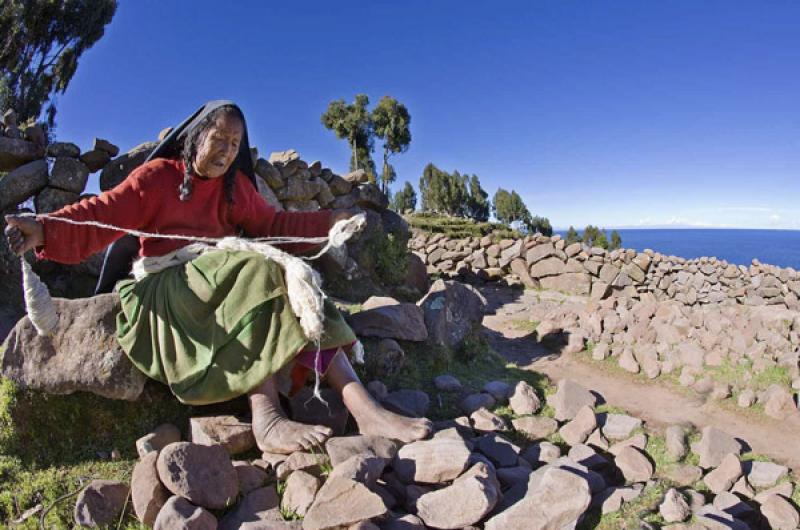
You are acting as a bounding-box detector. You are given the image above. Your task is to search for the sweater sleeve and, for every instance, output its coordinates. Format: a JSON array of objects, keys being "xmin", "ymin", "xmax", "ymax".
[
  {"xmin": 236, "ymin": 180, "xmax": 332, "ymax": 255},
  {"xmin": 36, "ymin": 162, "xmax": 159, "ymax": 264}
]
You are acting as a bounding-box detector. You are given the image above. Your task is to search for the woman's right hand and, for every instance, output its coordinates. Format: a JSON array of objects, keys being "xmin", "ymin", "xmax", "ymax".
[{"xmin": 4, "ymin": 215, "xmax": 44, "ymax": 256}]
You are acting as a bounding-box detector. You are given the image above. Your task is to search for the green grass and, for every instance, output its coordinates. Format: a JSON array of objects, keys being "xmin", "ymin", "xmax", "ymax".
[
  {"xmin": 579, "ymin": 482, "xmax": 668, "ymax": 530},
  {"xmin": 509, "ymin": 319, "xmax": 539, "ymax": 334},
  {"xmin": 406, "ymin": 212, "xmax": 521, "ymax": 240}
]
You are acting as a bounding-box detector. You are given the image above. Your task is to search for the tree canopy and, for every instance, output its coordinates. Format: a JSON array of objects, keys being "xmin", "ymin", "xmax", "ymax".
[
  {"xmin": 492, "ymin": 188, "xmax": 552, "ymax": 236},
  {"xmin": 0, "ymin": 0, "xmax": 117, "ymax": 128},
  {"xmin": 391, "ymin": 181, "xmax": 417, "ymax": 213},
  {"xmin": 321, "ymin": 94, "xmax": 376, "ymax": 181},
  {"xmin": 371, "ymin": 96, "xmax": 411, "ymax": 194}
]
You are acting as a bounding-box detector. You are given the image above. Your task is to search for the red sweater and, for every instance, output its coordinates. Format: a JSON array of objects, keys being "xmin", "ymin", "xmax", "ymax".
[{"xmin": 37, "ymin": 158, "xmax": 332, "ymax": 264}]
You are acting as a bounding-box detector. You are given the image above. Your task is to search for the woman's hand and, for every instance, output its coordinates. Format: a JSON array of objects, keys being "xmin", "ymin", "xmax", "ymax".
[{"xmin": 4, "ymin": 215, "xmax": 44, "ymax": 256}]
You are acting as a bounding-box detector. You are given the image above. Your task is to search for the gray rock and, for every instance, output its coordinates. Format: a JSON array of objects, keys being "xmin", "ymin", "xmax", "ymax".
[
  {"xmin": 136, "ymin": 423, "xmax": 182, "ymax": 457},
  {"xmin": 275, "ymin": 451, "xmax": 330, "ymax": 480},
  {"xmin": 394, "ymin": 437, "xmax": 472, "ymax": 484},
  {"xmin": 234, "ymin": 462, "xmax": 269, "ymax": 494},
  {"xmin": 662, "ymin": 463, "xmax": 704, "ymax": 487},
  {"xmin": 692, "ymin": 426, "xmax": 742, "ymax": 469},
  {"xmin": 1, "ymin": 294, "xmax": 148, "ymax": 400},
  {"xmin": 512, "ymin": 416, "xmax": 558, "ymax": 439},
  {"xmin": 471, "ymin": 407, "xmax": 509, "ymax": 432},
  {"xmin": 558, "ymin": 405, "xmax": 597, "ymax": 446},
  {"xmin": 747, "ymin": 460, "xmax": 788, "ymax": 489},
  {"xmin": 665, "ymin": 425, "xmax": 688, "ymax": 460},
  {"xmin": 0, "ymin": 159, "xmax": 48, "ymax": 210},
  {"xmin": 303, "ymin": 478, "xmax": 387, "ymax": 530},
  {"xmin": 476, "ymin": 433, "xmax": 521, "ymax": 467},
  {"xmin": 47, "ymin": 141, "xmax": 80, "ymax": 158},
  {"xmin": 418, "ymin": 279, "xmax": 486, "ymax": 348},
  {"xmin": 484, "ymin": 466, "xmax": 591, "ymax": 530},
  {"xmin": 416, "ymin": 462, "xmax": 500, "ymax": 529},
  {"xmin": 156, "ymin": 442, "xmax": 238, "ymax": 510},
  {"xmin": 325, "ymin": 435, "xmax": 398, "ymax": 467},
  {"xmin": 703, "ymin": 453, "xmax": 742, "ymax": 494},
  {"xmin": 382, "ymin": 389, "xmax": 430, "ymax": 418},
  {"xmin": 357, "ymin": 183, "xmax": 389, "ymax": 210},
  {"xmin": 601, "ymin": 414, "xmax": 642, "ymax": 441},
  {"xmin": 49, "ymin": 157, "xmax": 90, "ymax": 193},
  {"xmin": 508, "ymin": 381, "xmax": 542, "ymax": 415},
  {"xmin": 460, "ymin": 392, "xmax": 496, "ymax": 415},
  {"xmin": 189, "ymin": 415, "xmax": 255, "ymax": 455},
  {"xmin": 483, "ymin": 380, "xmax": 513, "ymax": 401},
  {"xmin": 343, "ymin": 169, "xmax": 368, "ymax": 184},
  {"xmin": 659, "ymin": 488, "xmax": 690, "ymax": 523},
  {"xmin": 74, "ymin": 480, "xmax": 129, "ymax": 528},
  {"xmin": 0, "ymin": 136, "xmax": 45, "ymax": 172},
  {"xmin": 218, "ymin": 486, "xmax": 283, "ymax": 530},
  {"xmin": 99, "ymin": 141, "xmax": 157, "ymax": 191},
  {"xmin": 80, "ymin": 149, "xmax": 112, "ymax": 172},
  {"xmin": 615, "ymin": 446, "xmax": 654, "ymax": 483},
  {"xmin": 548, "ymin": 379, "xmax": 597, "ymax": 421},
  {"xmin": 761, "ymin": 494, "xmax": 800, "ymax": 530},
  {"xmin": 347, "ymin": 302, "xmax": 428, "ymax": 342},
  {"xmin": 595, "ymin": 485, "xmax": 642, "ymax": 514},
  {"xmin": 131, "ymin": 452, "xmax": 170, "ymax": 527},
  {"xmin": 328, "ymin": 454, "xmax": 386, "ymax": 486},
  {"xmin": 154, "ymin": 496, "xmax": 217, "ymax": 530},
  {"xmin": 281, "ymin": 471, "xmax": 320, "ymax": 517},
  {"xmin": 34, "ymin": 186, "xmax": 80, "ymax": 213},
  {"xmin": 434, "ymin": 374, "xmax": 462, "ymax": 392},
  {"xmin": 521, "ymin": 441, "xmax": 561, "ymax": 467},
  {"xmin": 93, "ymin": 138, "xmax": 120, "ymax": 157}
]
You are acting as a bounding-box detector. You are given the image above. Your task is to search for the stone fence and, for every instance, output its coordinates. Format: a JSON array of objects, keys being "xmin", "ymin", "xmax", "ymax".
[{"xmin": 409, "ymin": 230, "xmax": 800, "ymax": 311}]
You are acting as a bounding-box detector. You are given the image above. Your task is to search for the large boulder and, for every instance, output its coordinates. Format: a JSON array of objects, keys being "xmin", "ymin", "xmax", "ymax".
[
  {"xmin": 1, "ymin": 294, "xmax": 148, "ymax": 401},
  {"xmin": 0, "ymin": 159, "xmax": 48, "ymax": 211},
  {"xmin": 99, "ymin": 141, "xmax": 157, "ymax": 191},
  {"xmin": 0, "ymin": 136, "xmax": 45, "ymax": 172},
  {"xmin": 346, "ymin": 297, "xmax": 428, "ymax": 341},
  {"xmin": 157, "ymin": 442, "xmax": 239, "ymax": 510},
  {"xmin": 49, "ymin": 157, "xmax": 90, "ymax": 193},
  {"xmin": 418, "ymin": 279, "xmax": 486, "ymax": 348}
]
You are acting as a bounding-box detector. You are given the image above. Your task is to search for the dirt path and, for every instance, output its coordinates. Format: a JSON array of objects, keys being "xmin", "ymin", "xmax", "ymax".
[{"xmin": 479, "ymin": 285, "xmax": 800, "ymax": 471}]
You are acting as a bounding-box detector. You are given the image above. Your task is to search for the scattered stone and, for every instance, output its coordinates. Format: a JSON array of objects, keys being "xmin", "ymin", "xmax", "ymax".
[
  {"xmin": 153, "ymin": 496, "xmax": 217, "ymax": 530},
  {"xmin": 602, "ymin": 413, "xmax": 642, "ymax": 441},
  {"xmin": 73, "ymin": 480, "xmax": 129, "ymax": 528},
  {"xmin": 460, "ymin": 392, "xmax": 496, "ymax": 415},
  {"xmin": 747, "ymin": 460, "xmax": 788, "ymax": 489},
  {"xmin": 559, "ymin": 405, "xmax": 597, "ymax": 446},
  {"xmin": 325, "ymin": 435, "xmax": 398, "ymax": 467},
  {"xmin": 418, "ymin": 279, "xmax": 486, "ymax": 348},
  {"xmin": 136, "ymin": 423, "xmax": 182, "ymax": 457},
  {"xmin": 476, "ymin": 433, "xmax": 521, "ymax": 467},
  {"xmin": 568, "ymin": 443, "xmax": 609, "ymax": 470},
  {"xmin": 131, "ymin": 452, "xmax": 170, "ymax": 527},
  {"xmin": 303, "ymin": 478, "xmax": 388, "ymax": 530},
  {"xmin": 416, "ymin": 462, "xmax": 501, "ymax": 529},
  {"xmin": 761, "ymin": 384, "xmax": 798, "ymax": 420},
  {"xmin": 434, "ymin": 374, "xmax": 462, "ymax": 392},
  {"xmin": 275, "ymin": 451, "xmax": 330, "ymax": 480},
  {"xmin": 760, "ymin": 494, "xmax": 800, "ymax": 530},
  {"xmin": 483, "ymin": 380, "xmax": 513, "ymax": 402},
  {"xmin": 470, "ymin": 407, "xmax": 509, "ymax": 432},
  {"xmin": 234, "ymin": 462, "xmax": 269, "ymax": 494},
  {"xmin": 659, "ymin": 488, "xmax": 691, "ymax": 523},
  {"xmin": 484, "ymin": 466, "xmax": 591, "ymax": 530},
  {"xmin": 608, "ymin": 433, "xmax": 648, "ymax": 456},
  {"xmin": 508, "ymin": 381, "xmax": 542, "ymax": 415},
  {"xmin": 347, "ymin": 302, "xmax": 428, "ymax": 342},
  {"xmin": 218, "ymin": 486, "xmax": 282, "ymax": 530},
  {"xmin": 0, "ymin": 158, "xmax": 48, "ymax": 211},
  {"xmin": 190, "ymin": 415, "xmax": 255, "ymax": 455},
  {"xmin": 692, "ymin": 426, "xmax": 742, "ymax": 469},
  {"xmin": 512, "ymin": 415, "xmax": 558, "ymax": 439},
  {"xmin": 596, "ymin": 485, "xmax": 643, "ymax": 514},
  {"xmin": 382, "ymin": 389, "xmax": 429, "ymax": 418},
  {"xmin": 615, "ymin": 446, "xmax": 654, "ymax": 483},
  {"xmin": 281, "ymin": 470, "xmax": 320, "ymax": 517},
  {"xmin": 156, "ymin": 442, "xmax": 238, "ymax": 510},
  {"xmin": 703, "ymin": 453, "xmax": 742, "ymax": 494},
  {"xmin": 665, "ymin": 425, "xmax": 688, "ymax": 460},
  {"xmin": 94, "ymin": 138, "xmax": 120, "ymax": 157},
  {"xmin": 549, "ymin": 379, "xmax": 597, "ymax": 421},
  {"xmin": 394, "ymin": 437, "xmax": 472, "ymax": 484}
]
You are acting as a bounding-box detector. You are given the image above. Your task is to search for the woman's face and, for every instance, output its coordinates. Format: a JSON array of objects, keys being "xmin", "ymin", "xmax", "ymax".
[{"xmin": 193, "ymin": 113, "xmax": 244, "ymax": 179}]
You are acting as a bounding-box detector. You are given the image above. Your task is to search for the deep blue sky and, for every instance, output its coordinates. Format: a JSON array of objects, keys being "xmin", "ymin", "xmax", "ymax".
[{"xmin": 55, "ymin": 1, "xmax": 800, "ymax": 229}]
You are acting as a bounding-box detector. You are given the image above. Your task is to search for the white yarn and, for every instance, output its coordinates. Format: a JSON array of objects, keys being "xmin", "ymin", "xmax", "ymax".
[
  {"xmin": 20, "ymin": 257, "xmax": 59, "ymax": 336},
  {"xmin": 17, "ymin": 212, "xmax": 366, "ymax": 353}
]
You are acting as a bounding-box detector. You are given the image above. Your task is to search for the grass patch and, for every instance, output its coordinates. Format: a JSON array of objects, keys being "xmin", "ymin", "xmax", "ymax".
[
  {"xmin": 509, "ymin": 319, "xmax": 539, "ymax": 334},
  {"xmin": 579, "ymin": 482, "xmax": 667, "ymax": 530},
  {"xmin": 407, "ymin": 213, "xmax": 520, "ymax": 240}
]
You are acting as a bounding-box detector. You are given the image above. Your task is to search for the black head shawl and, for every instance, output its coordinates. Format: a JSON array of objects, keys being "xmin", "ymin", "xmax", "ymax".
[{"xmin": 145, "ymin": 99, "xmax": 257, "ymax": 188}]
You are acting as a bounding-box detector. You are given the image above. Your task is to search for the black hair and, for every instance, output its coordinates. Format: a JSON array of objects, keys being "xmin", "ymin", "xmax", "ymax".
[{"xmin": 179, "ymin": 105, "xmax": 243, "ymax": 204}]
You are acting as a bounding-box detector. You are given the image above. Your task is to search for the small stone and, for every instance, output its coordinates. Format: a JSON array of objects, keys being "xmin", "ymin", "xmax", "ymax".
[
  {"xmin": 703, "ymin": 453, "xmax": 742, "ymax": 494},
  {"xmin": 131, "ymin": 452, "xmax": 170, "ymax": 527},
  {"xmin": 460, "ymin": 392, "xmax": 496, "ymax": 415},
  {"xmin": 483, "ymin": 380, "xmax": 513, "ymax": 401},
  {"xmin": 662, "ymin": 464, "xmax": 703, "ymax": 487},
  {"xmin": 434, "ymin": 374, "xmax": 462, "ymax": 392},
  {"xmin": 747, "ymin": 460, "xmax": 788, "ymax": 489},
  {"xmin": 608, "ymin": 433, "xmax": 648, "ymax": 456},
  {"xmin": 512, "ymin": 416, "xmax": 558, "ymax": 439},
  {"xmin": 136, "ymin": 423, "xmax": 181, "ymax": 458},
  {"xmin": 476, "ymin": 433, "xmax": 521, "ymax": 467},
  {"xmin": 382, "ymin": 389, "xmax": 430, "ymax": 418},
  {"xmin": 691, "ymin": 426, "xmax": 741, "ymax": 469},
  {"xmin": 470, "ymin": 407, "xmax": 509, "ymax": 432},
  {"xmin": 665, "ymin": 425, "xmax": 687, "ymax": 460},
  {"xmin": 74, "ymin": 480, "xmax": 129, "ymax": 528},
  {"xmin": 509, "ymin": 381, "xmax": 542, "ymax": 415},
  {"xmin": 328, "ymin": 454, "xmax": 385, "ymax": 486},
  {"xmin": 521, "ymin": 441, "xmax": 561, "ymax": 467},
  {"xmin": 218, "ymin": 486, "xmax": 282, "ymax": 530},
  {"xmin": 281, "ymin": 470, "xmax": 320, "ymax": 517},
  {"xmin": 601, "ymin": 414, "xmax": 642, "ymax": 441},
  {"xmin": 596, "ymin": 485, "xmax": 642, "ymax": 514},
  {"xmin": 558, "ymin": 405, "xmax": 597, "ymax": 446},
  {"xmin": 615, "ymin": 446, "xmax": 654, "ymax": 483},
  {"xmin": 93, "ymin": 138, "xmax": 120, "ymax": 157},
  {"xmin": 190, "ymin": 415, "xmax": 256, "ymax": 455},
  {"xmin": 416, "ymin": 462, "xmax": 501, "ymax": 528},
  {"xmin": 394, "ymin": 437, "xmax": 472, "ymax": 484},
  {"xmin": 548, "ymin": 379, "xmax": 597, "ymax": 421},
  {"xmin": 153, "ymin": 496, "xmax": 216, "ymax": 530},
  {"xmin": 325, "ymin": 435, "xmax": 398, "ymax": 466},
  {"xmin": 303, "ymin": 478, "xmax": 388, "ymax": 530},
  {"xmin": 156, "ymin": 442, "xmax": 238, "ymax": 510},
  {"xmin": 275, "ymin": 451, "xmax": 330, "ymax": 480},
  {"xmin": 761, "ymin": 494, "xmax": 800, "ymax": 530},
  {"xmin": 659, "ymin": 488, "xmax": 690, "ymax": 523}
]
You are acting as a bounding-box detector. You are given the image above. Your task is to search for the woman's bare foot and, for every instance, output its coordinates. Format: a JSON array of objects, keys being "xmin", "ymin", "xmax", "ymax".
[
  {"xmin": 249, "ymin": 376, "xmax": 332, "ymax": 454},
  {"xmin": 350, "ymin": 400, "xmax": 433, "ymax": 443}
]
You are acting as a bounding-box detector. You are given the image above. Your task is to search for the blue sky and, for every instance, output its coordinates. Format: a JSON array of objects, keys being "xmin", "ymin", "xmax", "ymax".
[{"xmin": 54, "ymin": 1, "xmax": 800, "ymax": 229}]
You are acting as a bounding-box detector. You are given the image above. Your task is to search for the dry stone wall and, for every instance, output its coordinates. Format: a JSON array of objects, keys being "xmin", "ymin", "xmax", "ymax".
[{"xmin": 410, "ymin": 230, "xmax": 800, "ymax": 311}]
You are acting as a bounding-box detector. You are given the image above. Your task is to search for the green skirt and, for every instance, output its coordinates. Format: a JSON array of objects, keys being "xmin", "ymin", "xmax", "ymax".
[{"xmin": 115, "ymin": 250, "xmax": 356, "ymax": 405}]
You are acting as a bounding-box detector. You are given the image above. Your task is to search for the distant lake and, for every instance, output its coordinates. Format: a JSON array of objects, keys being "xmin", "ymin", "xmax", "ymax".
[{"xmin": 553, "ymin": 229, "xmax": 800, "ymax": 270}]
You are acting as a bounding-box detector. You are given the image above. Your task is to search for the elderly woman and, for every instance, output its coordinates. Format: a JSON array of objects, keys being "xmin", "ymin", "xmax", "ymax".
[{"xmin": 4, "ymin": 101, "xmax": 431, "ymax": 453}]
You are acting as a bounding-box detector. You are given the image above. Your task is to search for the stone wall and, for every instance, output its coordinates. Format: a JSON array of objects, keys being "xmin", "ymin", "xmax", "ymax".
[{"xmin": 410, "ymin": 230, "xmax": 800, "ymax": 310}]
